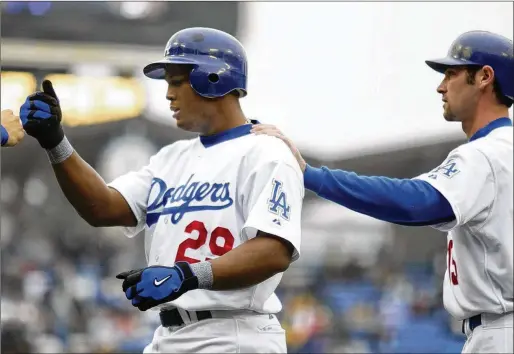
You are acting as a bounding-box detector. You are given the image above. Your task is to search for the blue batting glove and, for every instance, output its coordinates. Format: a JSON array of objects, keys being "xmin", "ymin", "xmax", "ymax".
[
  {"xmin": 116, "ymin": 262, "xmax": 199, "ymax": 311},
  {"xmin": 20, "ymin": 80, "xmax": 64, "ymax": 149}
]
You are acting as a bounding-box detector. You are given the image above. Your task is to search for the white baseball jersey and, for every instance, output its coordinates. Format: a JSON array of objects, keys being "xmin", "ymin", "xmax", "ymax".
[
  {"xmin": 414, "ymin": 119, "xmax": 513, "ymax": 320},
  {"xmin": 108, "ymin": 123, "xmax": 304, "ymax": 314}
]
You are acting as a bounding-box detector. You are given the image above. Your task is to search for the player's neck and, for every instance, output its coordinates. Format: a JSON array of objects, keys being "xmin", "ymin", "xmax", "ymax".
[
  {"xmin": 203, "ymin": 101, "xmax": 249, "ymax": 136},
  {"xmin": 462, "ymin": 103, "xmax": 509, "ymax": 139}
]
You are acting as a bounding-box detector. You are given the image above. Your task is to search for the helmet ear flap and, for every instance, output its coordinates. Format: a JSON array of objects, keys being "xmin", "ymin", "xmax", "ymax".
[
  {"xmin": 189, "ymin": 65, "xmax": 235, "ymax": 99},
  {"xmin": 189, "ymin": 66, "xmax": 219, "ymax": 98}
]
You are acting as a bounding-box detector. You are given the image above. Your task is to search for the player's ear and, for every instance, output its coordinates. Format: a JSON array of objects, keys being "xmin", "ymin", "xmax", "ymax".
[{"xmin": 478, "ymin": 65, "xmax": 495, "ymax": 90}]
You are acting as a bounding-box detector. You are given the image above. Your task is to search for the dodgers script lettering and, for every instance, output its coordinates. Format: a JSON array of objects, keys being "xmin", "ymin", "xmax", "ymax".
[{"xmin": 146, "ymin": 174, "xmax": 233, "ymax": 226}]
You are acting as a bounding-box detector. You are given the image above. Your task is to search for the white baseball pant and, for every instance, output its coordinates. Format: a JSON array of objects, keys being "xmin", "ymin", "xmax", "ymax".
[
  {"xmin": 461, "ymin": 312, "xmax": 513, "ymax": 353},
  {"xmin": 143, "ymin": 309, "xmax": 287, "ymax": 353}
]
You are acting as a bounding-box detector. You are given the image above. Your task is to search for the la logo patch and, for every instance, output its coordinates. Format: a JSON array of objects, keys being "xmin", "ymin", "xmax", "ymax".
[
  {"xmin": 430, "ymin": 158, "xmax": 460, "ymax": 179},
  {"xmin": 267, "ymin": 179, "xmax": 290, "ymax": 221}
]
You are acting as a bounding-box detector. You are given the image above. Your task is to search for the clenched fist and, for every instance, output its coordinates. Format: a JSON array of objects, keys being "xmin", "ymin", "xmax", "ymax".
[
  {"xmin": 1, "ymin": 109, "xmax": 25, "ymax": 147},
  {"xmin": 20, "ymin": 80, "xmax": 64, "ymax": 149},
  {"xmin": 116, "ymin": 262, "xmax": 200, "ymax": 311}
]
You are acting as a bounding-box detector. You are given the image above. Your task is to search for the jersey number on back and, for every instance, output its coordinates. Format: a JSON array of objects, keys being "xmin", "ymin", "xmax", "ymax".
[
  {"xmin": 175, "ymin": 220, "xmax": 235, "ymax": 263},
  {"xmin": 447, "ymin": 239, "xmax": 459, "ymax": 285}
]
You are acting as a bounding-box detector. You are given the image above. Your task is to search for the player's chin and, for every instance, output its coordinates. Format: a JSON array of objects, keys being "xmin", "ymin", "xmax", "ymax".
[
  {"xmin": 174, "ymin": 116, "xmax": 186, "ymax": 127},
  {"xmin": 443, "ymin": 114, "xmax": 459, "ymax": 122},
  {"xmin": 442, "ymin": 110, "xmax": 456, "ymax": 122},
  {"xmin": 175, "ymin": 118, "xmax": 195, "ymax": 132}
]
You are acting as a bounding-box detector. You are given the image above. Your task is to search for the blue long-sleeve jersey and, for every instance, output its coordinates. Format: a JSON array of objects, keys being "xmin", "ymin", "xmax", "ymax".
[{"xmin": 303, "ymin": 166, "xmax": 455, "ymax": 226}]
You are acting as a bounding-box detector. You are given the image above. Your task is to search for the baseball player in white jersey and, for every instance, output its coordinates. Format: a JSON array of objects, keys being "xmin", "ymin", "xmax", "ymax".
[
  {"xmin": 251, "ymin": 30, "xmax": 513, "ymax": 353},
  {"xmin": 19, "ymin": 27, "xmax": 304, "ymax": 353}
]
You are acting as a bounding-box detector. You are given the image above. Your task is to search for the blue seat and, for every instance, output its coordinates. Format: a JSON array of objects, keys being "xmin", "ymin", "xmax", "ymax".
[
  {"xmin": 393, "ymin": 318, "xmax": 448, "ymax": 353},
  {"xmin": 440, "ymin": 337, "xmax": 465, "ymax": 353},
  {"xmin": 403, "ymin": 263, "xmax": 435, "ymax": 291},
  {"xmin": 118, "ymin": 337, "xmax": 151, "ymax": 353},
  {"xmin": 322, "ymin": 280, "xmax": 381, "ymax": 313}
]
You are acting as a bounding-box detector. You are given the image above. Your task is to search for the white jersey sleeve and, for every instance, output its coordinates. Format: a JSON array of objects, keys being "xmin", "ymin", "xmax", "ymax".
[
  {"xmin": 107, "ymin": 145, "xmax": 171, "ymax": 238},
  {"xmin": 413, "ymin": 145, "xmax": 495, "ymax": 232},
  {"xmin": 240, "ymin": 139, "xmax": 304, "ymax": 262}
]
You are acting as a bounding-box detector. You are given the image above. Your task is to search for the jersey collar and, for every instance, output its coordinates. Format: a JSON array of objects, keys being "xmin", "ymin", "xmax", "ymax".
[
  {"xmin": 200, "ymin": 119, "xmax": 260, "ymax": 148},
  {"xmin": 469, "ymin": 117, "xmax": 512, "ymax": 142}
]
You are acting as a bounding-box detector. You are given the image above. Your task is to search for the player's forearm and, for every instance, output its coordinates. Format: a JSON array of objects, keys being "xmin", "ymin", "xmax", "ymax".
[
  {"xmin": 194, "ymin": 234, "xmax": 294, "ymax": 291},
  {"xmin": 304, "ymin": 164, "xmax": 455, "ymax": 226},
  {"xmin": 50, "ymin": 150, "xmax": 126, "ymax": 226}
]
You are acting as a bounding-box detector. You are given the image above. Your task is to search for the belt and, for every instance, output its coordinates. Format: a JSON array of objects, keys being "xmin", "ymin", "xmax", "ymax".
[
  {"xmin": 462, "ymin": 314, "xmax": 482, "ymax": 334},
  {"xmin": 159, "ymin": 308, "xmax": 213, "ymax": 328}
]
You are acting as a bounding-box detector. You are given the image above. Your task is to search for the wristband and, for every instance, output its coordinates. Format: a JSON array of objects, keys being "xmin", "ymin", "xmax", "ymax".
[
  {"xmin": 46, "ymin": 136, "xmax": 74, "ymax": 164},
  {"xmin": 1, "ymin": 126, "xmax": 8, "ymax": 146},
  {"xmin": 190, "ymin": 261, "xmax": 214, "ymax": 290}
]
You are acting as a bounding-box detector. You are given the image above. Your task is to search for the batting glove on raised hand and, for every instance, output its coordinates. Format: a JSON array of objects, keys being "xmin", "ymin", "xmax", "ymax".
[
  {"xmin": 20, "ymin": 80, "xmax": 64, "ymax": 149},
  {"xmin": 116, "ymin": 262, "xmax": 199, "ymax": 311}
]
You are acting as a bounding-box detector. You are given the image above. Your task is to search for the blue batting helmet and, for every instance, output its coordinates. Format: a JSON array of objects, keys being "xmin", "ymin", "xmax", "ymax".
[
  {"xmin": 425, "ymin": 30, "xmax": 514, "ymax": 101},
  {"xmin": 144, "ymin": 27, "xmax": 248, "ymax": 99}
]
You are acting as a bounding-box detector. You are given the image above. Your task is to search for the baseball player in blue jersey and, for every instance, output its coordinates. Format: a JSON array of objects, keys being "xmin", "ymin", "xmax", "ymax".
[{"xmin": 252, "ymin": 30, "xmax": 513, "ymax": 353}]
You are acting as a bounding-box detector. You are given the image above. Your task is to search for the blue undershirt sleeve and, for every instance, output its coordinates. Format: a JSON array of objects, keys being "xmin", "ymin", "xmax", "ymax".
[{"xmin": 304, "ymin": 165, "xmax": 455, "ymax": 226}]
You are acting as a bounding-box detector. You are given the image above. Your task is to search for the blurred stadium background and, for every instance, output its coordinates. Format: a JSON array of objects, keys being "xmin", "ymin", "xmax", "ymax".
[{"xmin": 1, "ymin": 2, "xmax": 512, "ymax": 353}]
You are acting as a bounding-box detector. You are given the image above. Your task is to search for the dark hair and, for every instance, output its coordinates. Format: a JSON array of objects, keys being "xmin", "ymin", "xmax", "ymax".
[{"xmin": 465, "ymin": 66, "xmax": 513, "ymax": 108}]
